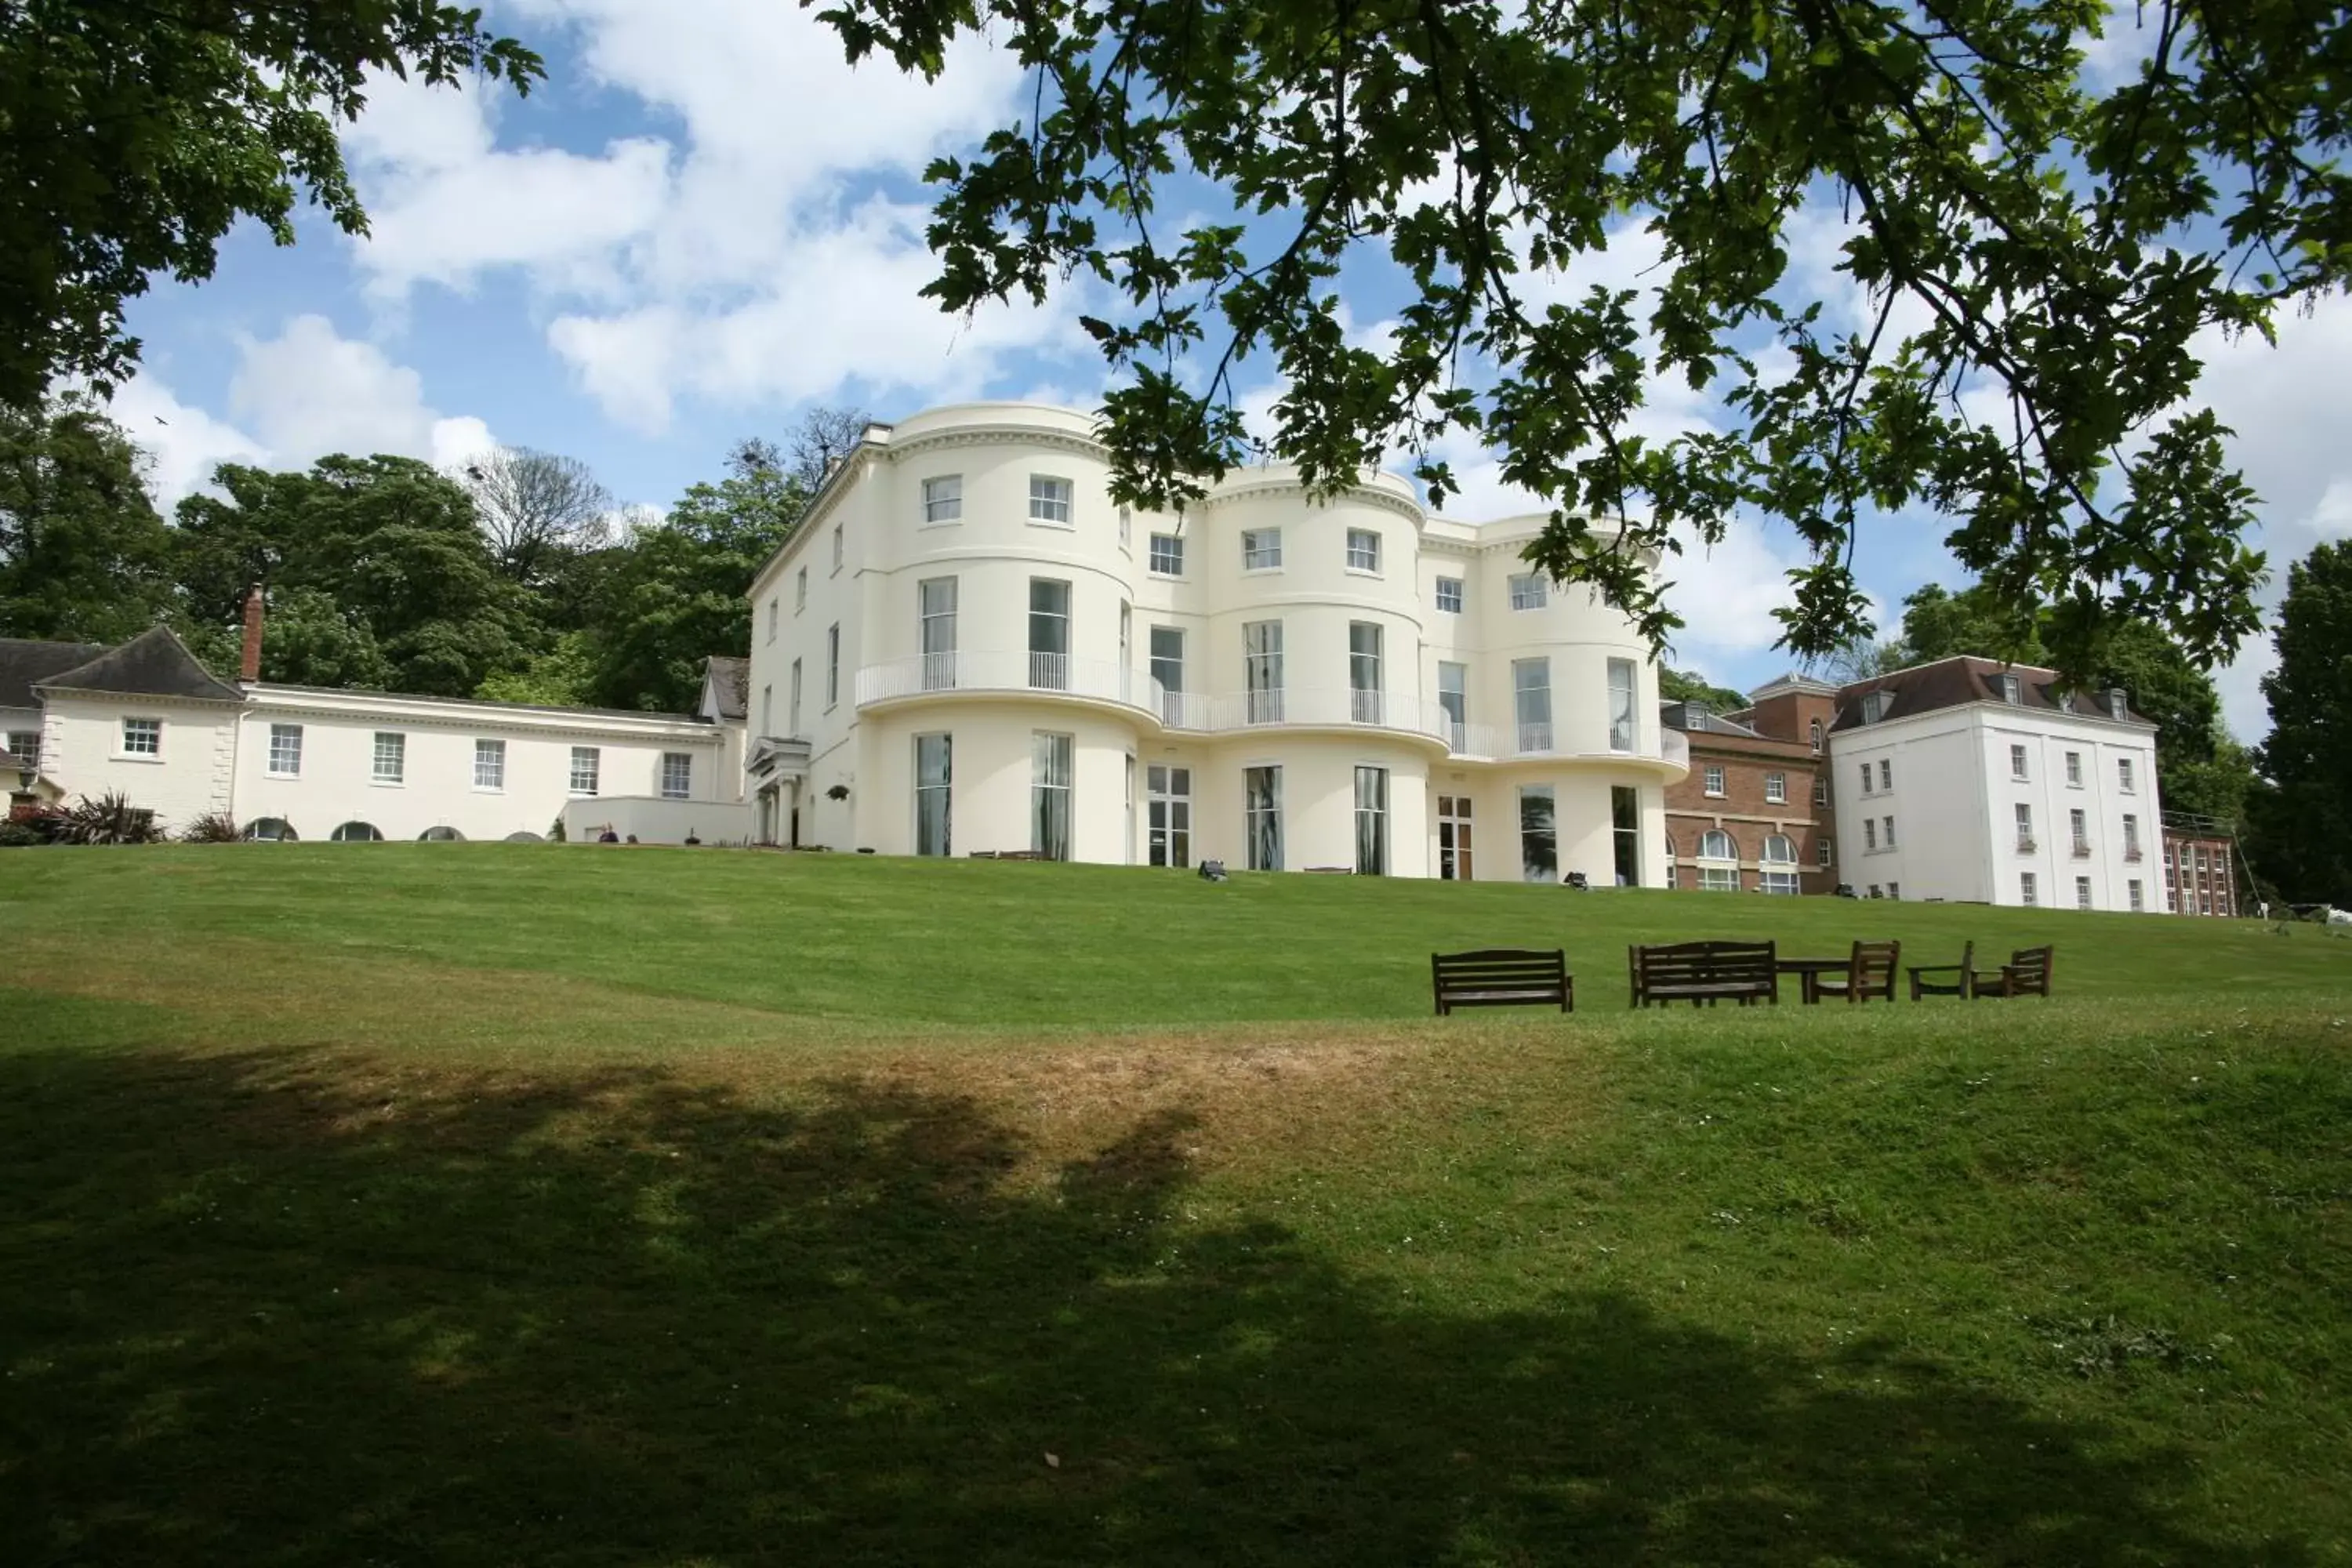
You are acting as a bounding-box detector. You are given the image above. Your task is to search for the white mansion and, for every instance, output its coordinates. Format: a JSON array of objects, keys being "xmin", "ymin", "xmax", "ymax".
[{"xmin": 742, "ymin": 403, "xmax": 1690, "ymax": 881}]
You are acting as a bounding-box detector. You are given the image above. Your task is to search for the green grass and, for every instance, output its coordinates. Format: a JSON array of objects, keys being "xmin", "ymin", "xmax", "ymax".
[{"xmin": 2, "ymin": 845, "xmax": 2348, "ymax": 1566}]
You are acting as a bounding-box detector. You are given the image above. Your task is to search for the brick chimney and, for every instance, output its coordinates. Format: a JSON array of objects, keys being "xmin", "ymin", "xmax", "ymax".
[{"xmin": 239, "ymin": 583, "xmax": 265, "ymax": 683}]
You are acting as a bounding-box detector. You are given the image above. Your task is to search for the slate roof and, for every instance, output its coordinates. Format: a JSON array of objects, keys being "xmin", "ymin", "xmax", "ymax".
[
  {"xmin": 702, "ymin": 655, "xmax": 750, "ymax": 721},
  {"xmin": 34, "ymin": 626, "xmax": 244, "ymax": 703},
  {"xmin": 1660, "ymin": 700, "xmax": 1767, "ymax": 739},
  {"xmin": 1831, "ymin": 655, "xmax": 2148, "ymax": 734},
  {"xmin": 1, "ymin": 638, "xmax": 108, "ymax": 710}
]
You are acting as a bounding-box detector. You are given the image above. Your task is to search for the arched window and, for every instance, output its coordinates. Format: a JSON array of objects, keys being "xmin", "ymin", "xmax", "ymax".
[
  {"xmin": 1809, "ymin": 717, "xmax": 1824, "ymax": 754},
  {"xmin": 243, "ymin": 817, "xmax": 298, "ymax": 842},
  {"xmin": 503, "ymin": 830, "xmax": 544, "ymax": 843},
  {"xmin": 328, "ymin": 821, "xmax": 383, "ymax": 842},
  {"xmin": 1697, "ymin": 829, "xmax": 1738, "ymax": 891},
  {"xmin": 1760, "ymin": 833, "xmax": 1799, "ymax": 895},
  {"xmin": 418, "ymin": 826, "xmax": 466, "ymax": 842}
]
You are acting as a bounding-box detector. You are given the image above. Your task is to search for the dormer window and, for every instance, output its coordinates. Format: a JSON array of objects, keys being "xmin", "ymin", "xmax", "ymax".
[
  {"xmin": 1860, "ymin": 691, "xmax": 1890, "ymax": 724},
  {"xmin": 1995, "ymin": 673, "xmax": 2021, "ymax": 705},
  {"xmin": 2107, "ymin": 688, "xmax": 2129, "ymax": 721}
]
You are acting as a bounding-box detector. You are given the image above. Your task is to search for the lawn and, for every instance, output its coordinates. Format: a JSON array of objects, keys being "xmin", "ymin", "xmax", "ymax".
[{"xmin": 2, "ymin": 845, "xmax": 2348, "ymax": 1566}]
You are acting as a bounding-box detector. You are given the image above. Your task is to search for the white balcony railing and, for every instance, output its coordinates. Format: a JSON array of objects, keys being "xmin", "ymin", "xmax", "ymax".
[
  {"xmin": 1449, "ymin": 723, "xmax": 1690, "ymax": 771},
  {"xmin": 856, "ymin": 650, "xmax": 1161, "ymax": 714},
  {"xmin": 1193, "ymin": 688, "xmax": 1456, "ymax": 742}
]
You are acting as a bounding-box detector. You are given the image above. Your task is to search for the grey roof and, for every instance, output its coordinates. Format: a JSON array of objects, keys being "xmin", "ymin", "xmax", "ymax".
[
  {"xmin": 1, "ymin": 638, "xmax": 109, "ymax": 710},
  {"xmin": 702, "ymin": 655, "xmax": 750, "ymax": 720},
  {"xmin": 35, "ymin": 627, "xmax": 244, "ymax": 703},
  {"xmin": 1831, "ymin": 655, "xmax": 2150, "ymax": 733},
  {"xmin": 253, "ymin": 682, "xmax": 699, "ymax": 724},
  {"xmin": 1661, "ymin": 700, "xmax": 1766, "ymax": 739}
]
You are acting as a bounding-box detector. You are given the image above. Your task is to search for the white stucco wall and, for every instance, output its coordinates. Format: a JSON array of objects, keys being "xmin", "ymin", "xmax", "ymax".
[{"xmin": 37, "ymin": 694, "xmax": 239, "ymax": 829}]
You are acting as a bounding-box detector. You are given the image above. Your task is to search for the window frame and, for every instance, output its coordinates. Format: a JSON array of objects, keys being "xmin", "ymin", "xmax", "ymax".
[
  {"xmin": 1512, "ymin": 657, "xmax": 1552, "ymax": 754},
  {"xmin": 660, "ymin": 752, "xmax": 693, "ymax": 800},
  {"xmin": 1353, "ymin": 764, "xmax": 1389, "ymax": 875},
  {"xmin": 473, "ymin": 738, "xmax": 506, "ymax": 792},
  {"xmin": 921, "ymin": 474, "xmax": 963, "ymax": 525},
  {"xmin": 372, "ymin": 731, "xmax": 405, "ymax": 786},
  {"xmin": 915, "ymin": 732, "xmax": 953, "ymax": 856},
  {"xmin": 1606, "ymin": 658, "xmax": 1638, "ymax": 753},
  {"xmin": 1434, "ymin": 575, "xmax": 1464, "ymax": 614},
  {"xmin": 1030, "ymin": 731, "xmax": 1074, "ymax": 858},
  {"xmin": 826, "ymin": 624, "xmax": 840, "ymax": 710},
  {"xmin": 568, "ymin": 746, "xmax": 601, "ymax": 798},
  {"xmin": 1148, "ymin": 532, "xmax": 1185, "ymax": 576},
  {"xmin": 120, "ymin": 717, "xmax": 162, "ymax": 758},
  {"xmin": 1704, "ymin": 763, "xmax": 1726, "ymax": 798},
  {"xmin": 266, "ymin": 722, "xmax": 303, "ymax": 779},
  {"xmin": 1345, "ymin": 527, "xmax": 1381, "ymax": 574},
  {"xmin": 1244, "ymin": 764, "xmax": 1283, "ymax": 871},
  {"xmin": 1240, "ymin": 527, "xmax": 1283, "ymax": 571},
  {"xmin": 1507, "ymin": 572, "xmax": 1548, "ymax": 611},
  {"xmin": 1027, "ymin": 474, "xmax": 1075, "ymax": 526},
  {"xmin": 1764, "ymin": 770, "xmax": 1786, "ymax": 804}
]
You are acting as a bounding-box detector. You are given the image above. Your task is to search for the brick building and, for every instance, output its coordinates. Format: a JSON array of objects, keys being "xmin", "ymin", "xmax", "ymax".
[
  {"xmin": 2161, "ymin": 820, "xmax": 2239, "ymax": 916},
  {"xmin": 1661, "ymin": 673, "xmax": 1838, "ymax": 894}
]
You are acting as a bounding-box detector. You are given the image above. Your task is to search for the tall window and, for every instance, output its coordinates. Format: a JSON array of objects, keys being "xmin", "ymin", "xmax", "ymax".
[
  {"xmin": 1518, "ymin": 785, "xmax": 1556, "ymax": 883},
  {"xmin": 1146, "ymin": 764, "xmax": 1192, "ymax": 868},
  {"xmin": 1698, "ymin": 829, "xmax": 1738, "ymax": 891},
  {"xmin": 1029, "ymin": 474, "xmax": 1073, "ymax": 524},
  {"xmin": 1704, "ymin": 764, "xmax": 1726, "ymax": 797},
  {"xmin": 1760, "ymin": 833, "xmax": 1798, "ymax": 895},
  {"xmin": 2123, "ymin": 814, "xmax": 2141, "ymax": 858},
  {"xmin": 1996, "ymin": 673, "xmax": 2021, "ymax": 704},
  {"xmin": 1243, "ymin": 620, "xmax": 1283, "ymax": 723},
  {"xmin": 2015, "ymin": 802, "xmax": 2034, "ymax": 848},
  {"xmin": 1354, "ymin": 766, "xmax": 1389, "ymax": 874},
  {"xmin": 267, "ymin": 723, "xmax": 303, "ymax": 777},
  {"xmin": 767, "ymin": 599, "xmax": 778, "ymax": 642},
  {"xmin": 920, "ymin": 577, "xmax": 958, "ymax": 690},
  {"xmin": 1508, "ymin": 572, "xmax": 1548, "ymax": 610},
  {"xmin": 1817, "ymin": 837, "xmax": 1834, "ymax": 866},
  {"xmin": 661, "ymin": 753, "xmax": 692, "ymax": 800},
  {"xmin": 2065, "ymin": 750, "xmax": 2082, "ymax": 786},
  {"xmin": 2070, "ymin": 808, "xmax": 2089, "ymax": 853},
  {"xmin": 826, "ymin": 625, "xmax": 840, "ymax": 708},
  {"xmin": 372, "ymin": 731, "xmax": 405, "ymax": 784},
  {"xmin": 1348, "ymin": 622, "xmax": 1383, "ymax": 723},
  {"xmin": 1345, "ymin": 528, "xmax": 1381, "ymax": 572},
  {"xmin": 831, "ymin": 524, "xmax": 844, "ymax": 572},
  {"xmin": 1809, "ymin": 717, "xmax": 1823, "ymax": 754},
  {"xmin": 569, "ymin": 746, "xmax": 601, "ymax": 797},
  {"xmin": 1242, "ymin": 528, "xmax": 1283, "ymax": 569},
  {"xmin": 1612, "ymin": 786, "xmax": 1641, "ymax": 887},
  {"xmin": 1120, "ymin": 507, "xmax": 1131, "ymax": 550},
  {"xmin": 2129, "ymin": 878, "xmax": 2144, "ymax": 912},
  {"xmin": 1882, "ymin": 815, "xmax": 1896, "ymax": 847},
  {"xmin": 2118, "ymin": 757, "xmax": 2136, "ymax": 792},
  {"xmin": 1028, "ymin": 579, "xmax": 1071, "ymax": 690},
  {"xmin": 1864, "ymin": 818, "xmax": 1878, "ymax": 851},
  {"xmin": 1437, "ymin": 795, "xmax": 1473, "ymax": 880},
  {"xmin": 474, "ymin": 739, "xmax": 505, "ymax": 789},
  {"xmin": 2076, "ymin": 876, "xmax": 2093, "ymax": 910},
  {"xmin": 2020, "ymin": 871, "xmax": 2038, "ymax": 906},
  {"xmin": 1435, "ymin": 576, "xmax": 1464, "ymax": 613},
  {"xmin": 1877, "ymin": 758, "xmax": 1891, "ymax": 791},
  {"xmin": 1437, "ymin": 662, "xmax": 1467, "ymax": 750},
  {"xmin": 1244, "ymin": 766, "xmax": 1282, "ymax": 870},
  {"xmin": 2107, "ymin": 689, "xmax": 2128, "ymax": 720},
  {"xmin": 788, "ymin": 661, "xmax": 802, "ymax": 735},
  {"xmin": 2010, "ymin": 743, "xmax": 2029, "ymax": 779},
  {"xmin": 796, "ymin": 566, "xmax": 808, "ymax": 610},
  {"xmin": 1512, "ymin": 657, "xmax": 1552, "ymax": 753},
  {"xmin": 923, "ymin": 474, "xmax": 962, "ymax": 523},
  {"xmin": 1149, "ymin": 533, "xmax": 1184, "ymax": 575},
  {"xmin": 1150, "ymin": 626, "xmax": 1185, "ymax": 723},
  {"xmin": 1607, "ymin": 658, "xmax": 1638, "ymax": 753},
  {"xmin": 916, "ymin": 734, "xmax": 952, "ymax": 855},
  {"xmin": 1765, "ymin": 771, "xmax": 1786, "ymax": 804},
  {"xmin": 1814, "ymin": 775, "xmax": 1829, "ymax": 807},
  {"xmin": 1031, "ymin": 732, "xmax": 1073, "ymax": 858}
]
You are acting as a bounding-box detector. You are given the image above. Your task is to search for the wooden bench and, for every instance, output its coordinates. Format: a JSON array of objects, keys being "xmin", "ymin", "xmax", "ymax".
[
  {"xmin": 1628, "ymin": 940, "xmax": 1780, "ymax": 1007},
  {"xmin": 1432, "ymin": 949, "xmax": 1573, "ymax": 1015},
  {"xmin": 1971, "ymin": 945, "xmax": 2054, "ymax": 997}
]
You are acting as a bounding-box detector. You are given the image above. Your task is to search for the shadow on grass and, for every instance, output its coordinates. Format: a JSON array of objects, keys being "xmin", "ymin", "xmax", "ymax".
[{"xmin": 0, "ymin": 1044, "xmax": 2303, "ymax": 1567}]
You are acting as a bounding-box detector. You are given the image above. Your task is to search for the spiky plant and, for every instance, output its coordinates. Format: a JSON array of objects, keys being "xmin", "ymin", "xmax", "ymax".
[
  {"xmin": 179, "ymin": 811, "xmax": 241, "ymax": 844},
  {"xmin": 53, "ymin": 791, "xmax": 163, "ymax": 845}
]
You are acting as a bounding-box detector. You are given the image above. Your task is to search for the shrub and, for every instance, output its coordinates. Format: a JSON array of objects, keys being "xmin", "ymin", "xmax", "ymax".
[
  {"xmin": 53, "ymin": 791, "xmax": 165, "ymax": 846},
  {"xmin": 0, "ymin": 817, "xmax": 49, "ymax": 848},
  {"xmin": 179, "ymin": 811, "xmax": 241, "ymax": 844}
]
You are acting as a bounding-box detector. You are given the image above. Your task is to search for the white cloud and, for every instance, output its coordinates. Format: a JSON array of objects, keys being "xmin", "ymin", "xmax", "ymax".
[
  {"xmin": 111, "ymin": 316, "xmax": 495, "ymax": 508},
  {"xmin": 339, "ymin": 0, "xmax": 1072, "ymax": 430}
]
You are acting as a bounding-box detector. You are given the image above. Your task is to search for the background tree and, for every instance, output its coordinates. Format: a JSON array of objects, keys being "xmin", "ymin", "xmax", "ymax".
[
  {"xmin": 173, "ymin": 455, "xmax": 538, "ymax": 696},
  {"xmin": 0, "ymin": 394, "xmax": 171, "ymax": 641},
  {"xmin": 815, "ymin": 0, "xmax": 2337, "ymax": 675},
  {"xmin": 0, "ymin": 2, "xmax": 542, "ymax": 408},
  {"xmin": 460, "ymin": 447, "xmax": 615, "ymax": 588},
  {"xmin": 781, "ymin": 407, "xmax": 875, "ymax": 492},
  {"xmin": 2249, "ymin": 543, "xmax": 2352, "ymax": 903},
  {"xmin": 1658, "ymin": 667, "xmax": 1748, "ymax": 712}
]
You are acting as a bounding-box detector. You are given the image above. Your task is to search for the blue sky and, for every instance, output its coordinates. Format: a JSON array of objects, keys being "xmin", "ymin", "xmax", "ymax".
[{"xmin": 107, "ymin": 0, "xmax": 2350, "ymax": 741}]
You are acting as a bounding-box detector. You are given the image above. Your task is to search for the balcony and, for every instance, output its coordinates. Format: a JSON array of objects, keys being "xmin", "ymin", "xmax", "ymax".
[
  {"xmin": 1163, "ymin": 688, "xmax": 1455, "ymax": 746},
  {"xmin": 1447, "ymin": 722, "xmax": 1692, "ymax": 775},
  {"xmin": 856, "ymin": 650, "xmax": 1163, "ymax": 718}
]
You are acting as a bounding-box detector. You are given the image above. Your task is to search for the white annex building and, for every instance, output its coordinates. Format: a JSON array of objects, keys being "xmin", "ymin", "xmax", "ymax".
[
  {"xmin": 2, "ymin": 629, "xmax": 750, "ymax": 844},
  {"xmin": 742, "ymin": 402, "xmax": 1691, "ymax": 881},
  {"xmin": 1827, "ymin": 655, "xmax": 2165, "ymax": 911}
]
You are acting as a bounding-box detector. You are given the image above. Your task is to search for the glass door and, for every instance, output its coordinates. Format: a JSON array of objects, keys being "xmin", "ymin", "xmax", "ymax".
[
  {"xmin": 1147, "ymin": 764, "xmax": 1192, "ymax": 868},
  {"xmin": 1437, "ymin": 795, "xmax": 1474, "ymax": 880}
]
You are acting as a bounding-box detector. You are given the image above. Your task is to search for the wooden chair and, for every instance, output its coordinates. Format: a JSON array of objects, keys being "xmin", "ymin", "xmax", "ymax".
[
  {"xmin": 1814, "ymin": 940, "xmax": 1900, "ymax": 1003},
  {"xmin": 1432, "ymin": 949, "xmax": 1573, "ymax": 1015},
  {"xmin": 1971, "ymin": 945, "xmax": 2054, "ymax": 997},
  {"xmin": 1907, "ymin": 942, "xmax": 1975, "ymax": 1000}
]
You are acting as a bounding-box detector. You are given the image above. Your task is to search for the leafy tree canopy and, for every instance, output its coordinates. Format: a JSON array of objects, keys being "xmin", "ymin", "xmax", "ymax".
[
  {"xmin": 0, "ymin": 2, "xmax": 542, "ymax": 408},
  {"xmin": 1659, "ymin": 666, "xmax": 1748, "ymax": 712},
  {"xmin": 817, "ymin": 0, "xmax": 2343, "ymax": 676},
  {"xmin": 0, "ymin": 393, "xmax": 172, "ymax": 641},
  {"xmin": 2251, "ymin": 543, "xmax": 2352, "ymax": 902}
]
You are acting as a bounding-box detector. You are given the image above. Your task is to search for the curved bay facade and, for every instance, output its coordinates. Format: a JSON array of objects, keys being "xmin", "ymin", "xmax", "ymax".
[{"xmin": 743, "ymin": 404, "xmax": 1689, "ymax": 881}]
